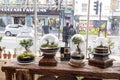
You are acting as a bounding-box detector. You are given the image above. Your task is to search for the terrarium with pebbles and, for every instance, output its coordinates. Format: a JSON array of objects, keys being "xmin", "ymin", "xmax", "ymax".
[{"xmin": 39, "ymin": 34, "xmax": 59, "ymax": 66}]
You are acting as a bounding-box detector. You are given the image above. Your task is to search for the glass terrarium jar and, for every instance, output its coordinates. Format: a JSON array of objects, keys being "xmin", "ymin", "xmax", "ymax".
[
  {"xmin": 94, "ymin": 37, "xmax": 108, "ymax": 53},
  {"xmin": 39, "ymin": 34, "xmax": 60, "ymax": 66},
  {"xmin": 94, "ymin": 37, "xmax": 108, "ymax": 47},
  {"xmin": 69, "ymin": 34, "xmax": 85, "ymax": 67},
  {"xmin": 88, "ymin": 37, "xmax": 114, "ymax": 68},
  {"xmin": 16, "ymin": 38, "xmax": 35, "ymax": 63}
]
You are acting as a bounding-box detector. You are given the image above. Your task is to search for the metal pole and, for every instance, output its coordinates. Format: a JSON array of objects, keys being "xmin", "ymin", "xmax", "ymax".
[
  {"xmin": 86, "ymin": 0, "xmax": 90, "ymax": 59},
  {"xmin": 34, "ymin": 0, "xmax": 37, "ymax": 54},
  {"xmin": 98, "ymin": 2, "xmax": 102, "ymax": 37},
  {"xmin": 58, "ymin": 0, "xmax": 61, "ymax": 39}
]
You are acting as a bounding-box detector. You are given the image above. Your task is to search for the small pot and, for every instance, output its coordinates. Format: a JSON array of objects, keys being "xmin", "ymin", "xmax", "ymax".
[
  {"xmin": 0, "ymin": 50, "xmax": 2, "ymax": 58},
  {"xmin": 3, "ymin": 53, "xmax": 8, "ymax": 59},
  {"xmin": 13, "ymin": 53, "xmax": 17, "ymax": 58},
  {"xmin": 8, "ymin": 52, "xmax": 11, "ymax": 59}
]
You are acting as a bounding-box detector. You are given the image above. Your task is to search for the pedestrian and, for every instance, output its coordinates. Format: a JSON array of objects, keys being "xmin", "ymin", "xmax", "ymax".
[
  {"xmin": 67, "ymin": 24, "xmax": 76, "ymax": 43},
  {"xmin": 62, "ymin": 22, "xmax": 70, "ymax": 47},
  {"xmin": 42, "ymin": 25, "xmax": 49, "ymax": 34},
  {"xmin": 69, "ymin": 24, "xmax": 76, "ymax": 38}
]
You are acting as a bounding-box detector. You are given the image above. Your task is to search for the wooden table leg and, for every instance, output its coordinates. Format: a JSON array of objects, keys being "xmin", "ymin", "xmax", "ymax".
[
  {"xmin": 29, "ymin": 74, "xmax": 34, "ymax": 80},
  {"xmin": 4, "ymin": 70, "xmax": 14, "ymax": 80},
  {"xmin": 16, "ymin": 69, "xmax": 33, "ymax": 80}
]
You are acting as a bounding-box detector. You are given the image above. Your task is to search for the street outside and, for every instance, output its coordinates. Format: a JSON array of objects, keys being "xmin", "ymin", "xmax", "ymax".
[{"xmin": 0, "ymin": 30, "xmax": 120, "ymax": 59}]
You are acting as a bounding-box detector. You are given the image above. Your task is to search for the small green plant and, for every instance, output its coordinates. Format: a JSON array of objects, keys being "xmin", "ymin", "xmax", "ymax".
[
  {"xmin": 41, "ymin": 39, "xmax": 58, "ymax": 48},
  {"xmin": 19, "ymin": 39, "xmax": 33, "ymax": 52},
  {"xmin": 72, "ymin": 37, "xmax": 84, "ymax": 54},
  {"xmin": 0, "ymin": 36, "xmax": 2, "ymax": 42},
  {"xmin": 87, "ymin": 46, "xmax": 92, "ymax": 53},
  {"xmin": 107, "ymin": 38, "xmax": 114, "ymax": 54},
  {"xmin": 18, "ymin": 39, "xmax": 35, "ymax": 63}
]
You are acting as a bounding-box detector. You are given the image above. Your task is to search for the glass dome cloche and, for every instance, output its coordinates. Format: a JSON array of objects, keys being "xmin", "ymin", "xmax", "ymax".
[
  {"xmin": 69, "ymin": 34, "xmax": 85, "ymax": 67},
  {"xmin": 93, "ymin": 37, "xmax": 114, "ymax": 54},
  {"xmin": 17, "ymin": 39, "xmax": 35, "ymax": 63},
  {"xmin": 39, "ymin": 34, "xmax": 60, "ymax": 66},
  {"xmin": 88, "ymin": 37, "xmax": 114, "ymax": 68},
  {"xmin": 93, "ymin": 37, "xmax": 110, "ymax": 54},
  {"xmin": 94, "ymin": 37, "xmax": 108, "ymax": 47}
]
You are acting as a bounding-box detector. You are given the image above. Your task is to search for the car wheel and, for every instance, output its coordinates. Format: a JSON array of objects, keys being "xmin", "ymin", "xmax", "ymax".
[{"xmin": 5, "ymin": 31, "xmax": 12, "ymax": 36}]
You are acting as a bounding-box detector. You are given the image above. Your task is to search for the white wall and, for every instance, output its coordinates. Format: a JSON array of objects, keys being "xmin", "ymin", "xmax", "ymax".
[{"xmin": 74, "ymin": 0, "xmax": 111, "ymax": 17}]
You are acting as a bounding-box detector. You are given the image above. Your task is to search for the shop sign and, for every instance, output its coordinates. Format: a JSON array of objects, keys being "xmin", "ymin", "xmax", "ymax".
[
  {"xmin": 0, "ymin": 8, "xmax": 47, "ymax": 13},
  {"xmin": 64, "ymin": 10, "xmax": 72, "ymax": 13},
  {"xmin": 0, "ymin": 8, "xmax": 59, "ymax": 15}
]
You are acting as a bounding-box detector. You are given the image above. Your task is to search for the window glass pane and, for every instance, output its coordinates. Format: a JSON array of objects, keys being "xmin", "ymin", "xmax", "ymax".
[{"xmin": 0, "ymin": 0, "xmax": 119, "ymax": 61}]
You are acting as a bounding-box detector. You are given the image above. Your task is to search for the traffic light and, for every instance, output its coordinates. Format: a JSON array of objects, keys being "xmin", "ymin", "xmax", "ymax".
[
  {"xmin": 55, "ymin": 0, "xmax": 58, "ymax": 5},
  {"xmin": 94, "ymin": 0, "xmax": 99, "ymax": 15}
]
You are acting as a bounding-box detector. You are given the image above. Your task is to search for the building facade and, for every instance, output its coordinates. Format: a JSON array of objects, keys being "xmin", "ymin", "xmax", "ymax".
[
  {"xmin": 74, "ymin": 0, "xmax": 112, "ymax": 35},
  {"xmin": 0, "ymin": 0, "xmax": 74, "ymax": 29},
  {"xmin": 74, "ymin": 0, "xmax": 120, "ymax": 35}
]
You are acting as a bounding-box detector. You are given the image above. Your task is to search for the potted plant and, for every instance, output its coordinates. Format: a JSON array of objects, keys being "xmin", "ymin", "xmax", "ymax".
[
  {"xmin": 107, "ymin": 38, "xmax": 114, "ymax": 54},
  {"xmin": 71, "ymin": 37, "xmax": 84, "ymax": 60},
  {"xmin": 17, "ymin": 39, "xmax": 35, "ymax": 63},
  {"xmin": 2, "ymin": 47, "xmax": 7, "ymax": 59},
  {"xmin": 40, "ymin": 38, "xmax": 59, "ymax": 53},
  {"xmin": 8, "ymin": 51, "xmax": 12, "ymax": 59},
  {"xmin": 69, "ymin": 35, "xmax": 85, "ymax": 67},
  {"xmin": 39, "ymin": 34, "xmax": 59, "ymax": 66}
]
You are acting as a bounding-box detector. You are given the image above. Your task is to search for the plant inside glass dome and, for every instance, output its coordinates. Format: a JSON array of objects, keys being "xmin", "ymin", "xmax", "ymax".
[
  {"xmin": 72, "ymin": 37, "xmax": 84, "ymax": 54},
  {"xmin": 19, "ymin": 39, "xmax": 33, "ymax": 53},
  {"xmin": 41, "ymin": 39, "xmax": 58, "ymax": 48},
  {"xmin": 17, "ymin": 39, "xmax": 35, "ymax": 63}
]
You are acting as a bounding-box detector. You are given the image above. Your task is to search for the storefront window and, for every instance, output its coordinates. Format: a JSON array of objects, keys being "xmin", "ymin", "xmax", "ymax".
[{"xmin": 0, "ymin": 0, "xmax": 119, "ymax": 60}]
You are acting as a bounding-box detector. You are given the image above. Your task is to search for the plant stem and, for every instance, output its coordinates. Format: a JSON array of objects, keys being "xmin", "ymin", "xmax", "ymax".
[{"xmin": 77, "ymin": 43, "xmax": 81, "ymax": 54}]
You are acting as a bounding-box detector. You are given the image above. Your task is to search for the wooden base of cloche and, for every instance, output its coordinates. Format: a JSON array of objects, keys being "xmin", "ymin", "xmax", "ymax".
[{"xmin": 39, "ymin": 54, "xmax": 57, "ymax": 66}]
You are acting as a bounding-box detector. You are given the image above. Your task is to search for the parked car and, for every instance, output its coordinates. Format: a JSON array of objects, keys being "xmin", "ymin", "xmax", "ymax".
[
  {"xmin": 5, "ymin": 24, "xmax": 33, "ymax": 36},
  {"xmin": 4, "ymin": 24, "xmax": 24, "ymax": 36}
]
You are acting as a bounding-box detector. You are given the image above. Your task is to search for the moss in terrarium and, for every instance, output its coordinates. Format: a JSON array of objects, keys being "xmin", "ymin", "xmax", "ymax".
[{"xmin": 18, "ymin": 52, "xmax": 35, "ymax": 59}]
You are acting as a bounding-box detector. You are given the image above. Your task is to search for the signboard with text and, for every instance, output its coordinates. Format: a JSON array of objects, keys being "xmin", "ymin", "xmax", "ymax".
[{"xmin": 0, "ymin": 8, "xmax": 60, "ymax": 15}]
